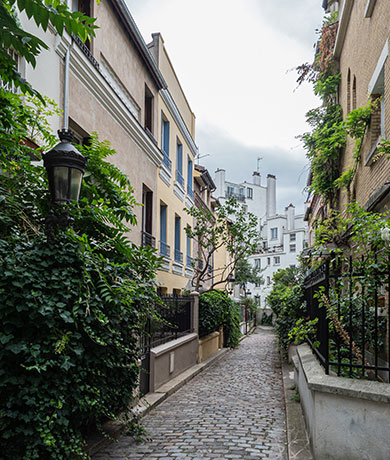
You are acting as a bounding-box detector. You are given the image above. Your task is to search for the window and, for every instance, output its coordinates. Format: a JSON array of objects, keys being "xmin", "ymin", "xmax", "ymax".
[
  {"xmin": 352, "ymin": 76, "xmax": 357, "ymax": 111},
  {"xmin": 186, "ymin": 226, "xmax": 192, "ymax": 266},
  {"xmin": 176, "ymin": 139, "xmax": 184, "ymax": 187},
  {"xmin": 267, "ymin": 257, "xmax": 271, "ymax": 265},
  {"xmin": 161, "ymin": 111, "xmax": 170, "ymax": 155},
  {"xmin": 226, "ymin": 185, "xmax": 234, "ymax": 197},
  {"xmin": 290, "ymin": 264, "xmax": 296, "ymax": 269},
  {"xmin": 187, "ymin": 157, "xmax": 193, "ymax": 198},
  {"xmin": 274, "ymin": 256, "xmax": 280, "ymax": 265},
  {"xmin": 290, "ymin": 244, "xmax": 296, "ymax": 253},
  {"xmin": 239, "ymin": 187, "xmax": 244, "ymax": 197},
  {"xmin": 142, "ymin": 185, "xmax": 153, "ymax": 243},
  {"xmin": 271, "ymin": 228, "xmax": 278, "ymax": 239},
  {"xmin": 255, "ymin": 259, "xmax": 261, "ymax": 269},
  {"xmin": 159, "ymin": 203, "xmax": 169, "ymax": 257},
  {"xmin": 72, "ymin": 0, "xmax": 91, "ymax": 16},
  {"xmin": 290, "ymin": 233, "xmax": 296, "ymax": 242},
  {"xmin": 368, "ymin": 41, "xmax": 387, "ymax": 146},
  {"xmin": 174, "ymin": 215, "xmax": 182, "ymax": 263},
  {"xmin": 267, "ymin": 276, "xmax": 271, "ymax": 285},
  {"xmin": 247, "ymin": 187, "xmax": 253, "ymax": 199},
  {"xmin": 144, "ymin": 85, "xmax": 153, "ymax": 133}
]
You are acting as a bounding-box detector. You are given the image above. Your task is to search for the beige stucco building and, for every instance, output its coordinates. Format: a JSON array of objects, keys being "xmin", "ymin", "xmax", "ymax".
[
  {"xmin": 20, "ymin": 0, "xmax": 167, "ymax": 247},
  {"xmin": 148, "ymin": 34, "xmax": 198, "ymax": 294}
]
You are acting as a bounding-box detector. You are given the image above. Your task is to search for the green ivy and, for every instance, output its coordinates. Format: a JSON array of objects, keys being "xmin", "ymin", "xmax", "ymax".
[{"xmin": 0, "ymin": 90, "xmax": 160, "ymax": 459}]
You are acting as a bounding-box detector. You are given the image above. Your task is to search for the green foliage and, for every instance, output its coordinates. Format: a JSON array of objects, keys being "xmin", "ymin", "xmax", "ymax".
[
  {"xmin": 1, "ymin": 0, "xmax": 98, "ymax": 97},
  {"xmin": 199, "ymin": 291, "xmax": 241, "ymax": 348},
  {"xmin": 185, "ymin": 196, "xmax": 261, "ymax": 292},
  {"xmin": 0, "ymin": 91, "xmax": 160, "ymax": 459},
  {"xmin": 234, "ymin": 257, "xmax": 263, "ymax": 287},
  {"xmin": 266, "ymin": 267, "xmax": 306, "ymax": 350}
]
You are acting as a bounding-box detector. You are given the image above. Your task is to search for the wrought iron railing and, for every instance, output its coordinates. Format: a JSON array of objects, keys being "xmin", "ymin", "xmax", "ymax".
[
  {"xmin": 187, "ymin": 185, "xmax": 194, "ymax": 200},
  {"xmin": 176, "ymin": 169, "xmax": 184, "ymax": 188},
  {"xmin": 159, "ymin": 241, "xmax": 170, "ymax": 258},
  {"xmin": 174, "ymin": 249, "xmax": 183, "ymax": 264},
  {"xmin": 186, "ymin": 255, "xmax": 194, "ymax": 267},
  {"xmin": 226, "ymin": 191, "xmax": 245, "ymax": 202},
  {"xmin": 305, "ymin": 254, "xmax": 390, "ymax": 381},
  {"xmin": 150, "ymin": 294, "xmax": 194, "ymax": 348},
  {"xmin": 73, "ymin": 34, "xmax": 99, "ymax": 69},
  {"xmin": 141, "ymin": 231, "xmax": 155, "ymax": 248},
  {"xmin": 162, "ymin": 154, "xmax": 171, "ymax": 171}
]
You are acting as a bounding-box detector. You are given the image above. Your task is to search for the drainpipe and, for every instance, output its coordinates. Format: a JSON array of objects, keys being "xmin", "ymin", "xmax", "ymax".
[{"xmin": 63, "ymin": 40, "xmax": 73, "ymax": 130}]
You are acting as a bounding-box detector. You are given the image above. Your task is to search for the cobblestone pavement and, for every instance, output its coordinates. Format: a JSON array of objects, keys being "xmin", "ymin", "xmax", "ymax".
[{"xmin": 93, "ymin": 327, "xmax": 287, "ymax": 460}]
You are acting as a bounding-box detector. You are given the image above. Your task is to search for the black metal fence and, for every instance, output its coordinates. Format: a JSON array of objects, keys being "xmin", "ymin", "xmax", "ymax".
[
  {"xmin": 304, "ymin": 253, "xmax": 390, "ymax": 382},
  {"xmin": 150, "ymin": 294, "xmax": 194, "ymax": 348}
]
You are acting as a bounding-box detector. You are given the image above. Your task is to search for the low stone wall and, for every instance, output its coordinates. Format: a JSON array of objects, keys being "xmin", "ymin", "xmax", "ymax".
[
  {"xmin": 150, "ymin": 333, "xmax": 198, "ymax": 392},
  {"xmin": 294, "ymin": 344, "xmax": 390, "ymax": 460},
  {"xmin": 198, "ymin": 330, "xmax": 221, "ymax": 363}
]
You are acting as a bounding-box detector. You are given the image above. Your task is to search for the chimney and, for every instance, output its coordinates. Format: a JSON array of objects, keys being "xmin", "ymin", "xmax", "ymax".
[
  {"xmin": 214, "ymin": 168, "xmax": 226, "ymax": 199},
  {"xmin": 252, "ymin": 171, "xmax": 261, "ymax": 186},
  {"xmin": 286, "ymin": 203, "xmax": 295, "ymax": 231},
  {"xmin": 266, "ymin": 174, "xmax": 276, "ymax": 217}
]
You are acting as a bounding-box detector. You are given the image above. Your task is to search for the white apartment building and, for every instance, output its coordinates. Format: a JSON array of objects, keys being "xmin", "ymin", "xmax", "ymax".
[
  {"xmin": 213, "ymin": 167, "xmax": 307, "ymax": 309},
  {"xmin": 249, "ymin": 204, "xmax": 307, "ymax": 309}
]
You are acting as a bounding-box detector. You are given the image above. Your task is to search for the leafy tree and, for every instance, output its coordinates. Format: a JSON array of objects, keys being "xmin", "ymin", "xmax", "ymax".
[
  {"xmin": 234, "ymin": 257, "xmax": 263, "ymax": 287},
  {"xmin": 0, "ymin": 90, "xmax": 160, "ymax": 459},
  {"xmin": 0, "ymin": 0, "xmax": 98, "ymax": 97},
  {"xmin": 185, "ymin": 196, "xmax": 261, "ymax": 292}
]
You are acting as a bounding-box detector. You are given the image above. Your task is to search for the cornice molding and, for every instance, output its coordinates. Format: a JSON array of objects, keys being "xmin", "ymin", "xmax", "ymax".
[
  {"xmin": 56, "ymin": 34, "xmax": 163, "ymax": 168},
  {"xmin": 160, "ymin": 89, "xmax": 198, "ymax": 158}
]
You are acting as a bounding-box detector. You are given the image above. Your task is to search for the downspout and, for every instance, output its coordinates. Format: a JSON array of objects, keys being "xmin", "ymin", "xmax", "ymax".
[{"xmin": 63, "ymin": 39, "xmax": 73, "ymax": 130}]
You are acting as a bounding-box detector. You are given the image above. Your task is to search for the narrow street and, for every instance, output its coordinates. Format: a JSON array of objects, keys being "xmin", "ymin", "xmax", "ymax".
[{"xmin": 93, "ymin": 328, "xmax": 287, "ymax": 460}]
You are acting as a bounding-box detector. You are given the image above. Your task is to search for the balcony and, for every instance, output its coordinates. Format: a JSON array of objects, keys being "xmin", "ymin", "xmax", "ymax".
[
  {"xmin": 141, "ymin": 231, "xmax": 155, "ymax": 248},
  {"xmin": 176, "ymin": 169, "xmax": 184, "ymax": 188},
  {"xmin": 187, "ymin": 185, "xmax": 194, "ymax": 200},
  {"xmin": 159, "ymin": 241, "xmax": 170, "ymax": 258},
  {"xmin": 186, "ymin": 255, "xmax": 194, "ymax": 267},
  {"xmin": 226, "ymin": 191, "xmax": 245, "ymax": 202},
  {"xmin": 174, "ymin": 249, "xmax": 183, "ymax": 264},
  {"xmin": 162, "ymin": 154, "xmax": 172, "ymax": 171}
]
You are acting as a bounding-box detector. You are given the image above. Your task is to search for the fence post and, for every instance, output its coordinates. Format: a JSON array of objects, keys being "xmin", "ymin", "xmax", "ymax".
[{"xmin": 190, "ymin": 291, "xmax": 199, "ymax": 336}]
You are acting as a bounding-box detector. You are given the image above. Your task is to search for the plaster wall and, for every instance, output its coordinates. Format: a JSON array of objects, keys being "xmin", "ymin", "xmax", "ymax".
[
  {"xmin": 295, "ymin": 344, "xmax": 390, "ymax": 460},
  {"xmin": 150, "ymin": 333, "xmax": 198, "ymax": 392}
]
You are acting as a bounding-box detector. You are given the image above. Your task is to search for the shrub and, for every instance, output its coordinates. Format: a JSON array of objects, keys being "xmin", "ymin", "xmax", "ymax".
[
  {"xmin": 266, "ymin": 267, "xmax": 305, "ymax": 350},
  {"xmin": 0, "ymin": 91, "xmax": 160, "ymax": 459},
  {"xmin": 199, "ymin": 290, "xmax": 241, "ymax": 348}
]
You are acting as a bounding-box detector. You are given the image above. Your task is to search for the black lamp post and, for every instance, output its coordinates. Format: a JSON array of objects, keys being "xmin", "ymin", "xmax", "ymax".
[
  {"xmin": 227, "ymin": 274, "xmax": 235, "ymax": 295},
  {"xmin": 43, "ymin": 129, "xmax": 87, "ymax": 232}
]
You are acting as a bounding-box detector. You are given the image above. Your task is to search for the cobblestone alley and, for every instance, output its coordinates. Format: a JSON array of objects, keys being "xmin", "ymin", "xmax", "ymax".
[{"xmin": 93, "ymin": 328, "xmax": 287, "ymax": 460}]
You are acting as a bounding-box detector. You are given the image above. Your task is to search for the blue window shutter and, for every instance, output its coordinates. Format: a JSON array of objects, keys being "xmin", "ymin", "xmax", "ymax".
[
  {"xmin": 174, "ymin": 216, "xmax": 180, "ymax": 251},
  {"xmin": 161, "ymin": 111, "xmax": 164, "ymax": 151},
  {"xmin": 177, "ymin": 142, "xmax": 183, "ymax": 174},
  {"xmin": 163, "ymin": 120, "xmax": 170, "ymax": 155},
  {"xmin": 187, "ymin": 158, "xmax": 193, "ymax": 187},
  {"xmin": 186, "ymin": 232, "xmax": 191, "ymax": 257},
  {"xmin": 160, "ymin": 205, "xmax": 167, "ymax": 242}
]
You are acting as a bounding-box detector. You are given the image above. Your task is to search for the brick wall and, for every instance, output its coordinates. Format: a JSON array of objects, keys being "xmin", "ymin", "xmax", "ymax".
[{"xmin": 337, "ymin": 0, "xmax": 390, "ymax": 211}]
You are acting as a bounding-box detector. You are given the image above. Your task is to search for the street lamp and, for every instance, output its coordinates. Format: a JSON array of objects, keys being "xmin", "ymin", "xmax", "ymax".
[
  {"xmin": 43, "ymin": 129, "xmax": 88, "ymax": 232},
  {"xmin": 43, "ymin": 129, "xmax": 88, "ymax": 204}
]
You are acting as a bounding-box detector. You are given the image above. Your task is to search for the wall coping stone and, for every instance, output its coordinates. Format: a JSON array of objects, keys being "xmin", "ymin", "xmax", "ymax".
[
  {"xmin": 198, "ymin": 331, "xmax": 220, "ymax": 345},
  {"xmin": 151, "ymin": 332, "xmax": 197, "ymax": 357},
  {"xmin": 297, "ymin": 343, "xmax": 390, "ymax": 403}
]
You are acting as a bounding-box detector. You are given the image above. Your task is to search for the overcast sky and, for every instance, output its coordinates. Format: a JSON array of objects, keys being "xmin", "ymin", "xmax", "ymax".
[{"xmin": 126, "ymin": 0, "xmax": 325, "ymax": 214}]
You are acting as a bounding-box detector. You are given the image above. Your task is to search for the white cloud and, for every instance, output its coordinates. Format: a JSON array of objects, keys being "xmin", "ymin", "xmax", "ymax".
[{"xmin": 126, "ymin": 0, "xmax": 323, "ymax": 210}]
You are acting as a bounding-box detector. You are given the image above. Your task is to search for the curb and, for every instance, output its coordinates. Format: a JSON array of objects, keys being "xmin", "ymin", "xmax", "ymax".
[
  {"xmin": 281, "ymin": 356, "xmax": 313, "ymax": 460},
  {"xmin": 87, "ymin": 347, "xmax": 230, "ymax": 456}
]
